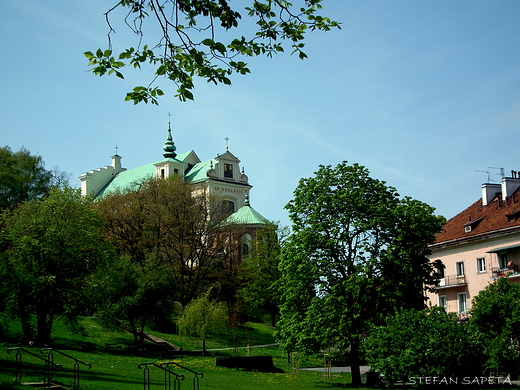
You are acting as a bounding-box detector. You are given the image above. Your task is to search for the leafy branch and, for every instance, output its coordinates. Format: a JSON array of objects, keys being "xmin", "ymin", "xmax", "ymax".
[{"xmin": 85, "ymin": 0, "xmax": 340, "ymax": 103}]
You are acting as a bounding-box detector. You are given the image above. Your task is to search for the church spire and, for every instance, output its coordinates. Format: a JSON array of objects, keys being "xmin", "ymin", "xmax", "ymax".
[{"xmin": 163, "ymin": 118, "xmax": 177, "ymax": 158}]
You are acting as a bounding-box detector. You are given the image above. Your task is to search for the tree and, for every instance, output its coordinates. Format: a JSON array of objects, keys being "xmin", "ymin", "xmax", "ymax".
[
  {"xmin": 277, "ymin": 162, "xmax": 444, "ymax": 386},
  {"xmin": 93, "ymin": 253, "xmax": 177, "ymax": 346},
  {"xmin": 470, "ymin": 277, "xmax": 520, "ymax": 377},
  {"xmin": 0, "ymin": 187, "xmax": 110, "ymax": 344},
  {"xmin": 364, "ymin": 307, "xmax": 484, "ymax": 384},
  {"xmin": 94, "ymin": 176, "xmax": 240, "ymax": 307},
  {"xmin": 85, "ymin": 1, "xmax": 340, "ymax": 103},
  {"xmin": 0, "ymin": 146, "xmax": 52, "ymax": 210},
  {"xmin": 237, "ymin": 221, "xmax": 287, "ymax": 327},
  {"xmin": 178, "ymin": 285, "xmax": 229, "ymax": 354}
]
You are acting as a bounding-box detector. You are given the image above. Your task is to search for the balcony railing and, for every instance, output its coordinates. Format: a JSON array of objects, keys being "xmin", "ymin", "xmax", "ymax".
[{"xmin": 436, "ymin": 274, "xmax": 467, "ymax": 288}]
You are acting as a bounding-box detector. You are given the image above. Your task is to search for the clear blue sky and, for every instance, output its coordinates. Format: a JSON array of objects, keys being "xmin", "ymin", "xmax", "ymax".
[{"xmin": 2, "ymin": 1, "xmax": 520, "ymax": 227}]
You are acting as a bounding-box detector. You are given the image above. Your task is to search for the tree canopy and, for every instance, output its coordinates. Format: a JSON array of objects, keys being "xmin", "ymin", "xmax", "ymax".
[
  {"xmin": 364, "ymin": 307, "xmax": 484, "ymax": 384},
  {"xmin": 0, "ymin": 187, "xmax": 110, "ymax": 344},
  {"xmin": 470, "ymin": 277, "xmax": 520, "ymax": 377},
  {"xmin": 94, "ymin": 176, "xmax": 240, "ymax": 307},
  {"xmin": 85, "ymin": 0, "xmax": 340, "ymax": 103},
  {"xmin": 277, "ymin": 162, "xmax": 444, "ymax": 386},
  {"xmin": 0, "ymin": 146, "xmax": 52, "ymax": 210}
]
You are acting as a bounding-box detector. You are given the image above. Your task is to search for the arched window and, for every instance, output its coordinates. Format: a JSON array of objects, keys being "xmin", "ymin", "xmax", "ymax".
[
  {"xmin": 240, "ymin": 233, "xmax": 252, "ymax": 261},
  {"xmin": 242, "ymin": 243, "xmax": 250, "ymax": 257}
]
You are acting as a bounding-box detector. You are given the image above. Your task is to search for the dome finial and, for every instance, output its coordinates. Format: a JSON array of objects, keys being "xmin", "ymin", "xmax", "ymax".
[
  {"xmin": 163, "ymin": 114, "xmax": 177, "ymax": 158},
  {"xmin": 244, "ymin": 191, "xmax": 250, "ymax": 206}
]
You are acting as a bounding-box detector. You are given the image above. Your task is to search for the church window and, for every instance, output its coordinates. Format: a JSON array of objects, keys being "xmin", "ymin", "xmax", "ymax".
[
  {"xmin": 174, "ymin": 168, "xmax": 179, "ymax": 174},
  {"xmin": 223, "ymin": 200, "xmax": 235, "ymax": 214},
  {"xmin": 224, "ymin": 163, "xmax": 233, "ymax": 178},
  {"xmin": 161, "ymin": 168, "xmax": 165, "ymax": 179},
  {"xmin": 242, "ymin": 243, "xmax": 250, "ymax": 257}
]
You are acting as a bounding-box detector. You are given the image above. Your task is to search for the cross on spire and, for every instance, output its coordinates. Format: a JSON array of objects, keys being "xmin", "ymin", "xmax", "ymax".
[
  {"xmin": 225, "ymin": 136, "xmax": 230, "ymax": 151},
  {"xmin": 115, "ymin": 145, "xmax": 119, "ymax": 156}
]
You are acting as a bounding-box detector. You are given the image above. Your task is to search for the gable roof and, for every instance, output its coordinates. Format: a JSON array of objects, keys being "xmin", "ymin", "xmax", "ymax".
[{"xmin": 433, "ymin": 187, "xmax": 520, "ymax": 247}]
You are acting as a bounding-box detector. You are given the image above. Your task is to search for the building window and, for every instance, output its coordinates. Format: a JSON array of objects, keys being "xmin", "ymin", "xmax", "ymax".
[
  {"xmin": 435, "ymin": 261, "xmax": 446, "ymax": 286},
  {"xmin": 223, "ymin": 200, "xmax": 235, "ymax": 214},
  {"xmin": 224, "ymin": 163, "xmax": 233, "ymax": 178},
  {"xmin": 161, "ymin": 168, "xmax": 165, "ymax": 179},
  {"xmin": 438, "ymin": 295, "xmax": 447, "ymax": 311},
  {"xmin": 242, "ymin": 243, "xmax": 250, "ymax": 258},
  {"xmin": 457, "ymin": 292, "xmax": 467, "ymax": 314},
  {"xmin": 499, "ymin": 253, "xmax": 508, "ymax": 270},
  {"xmin": 456, "ymin": 261, "xmax": 465, "ymax": 277},
  {"xmin": 476, "ymin": 257, "xmax": 486, "ymax": 273}
]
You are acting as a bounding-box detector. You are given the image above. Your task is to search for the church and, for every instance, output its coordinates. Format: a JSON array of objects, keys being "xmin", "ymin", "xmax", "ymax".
[{"xmin": 79, "ymin": 122, "xmax": 268, "ymax": 257}]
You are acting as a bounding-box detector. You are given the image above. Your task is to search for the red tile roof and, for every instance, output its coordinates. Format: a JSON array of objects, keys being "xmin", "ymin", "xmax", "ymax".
[{"xmin": 434, "ymin": 187, "xmax": 520, "ymax": 245}]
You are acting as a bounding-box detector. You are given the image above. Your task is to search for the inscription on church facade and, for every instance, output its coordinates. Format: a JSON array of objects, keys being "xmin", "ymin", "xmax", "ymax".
[{"xmin": 213, "ymin": 186, "xmax": 244, "ymax": 194}]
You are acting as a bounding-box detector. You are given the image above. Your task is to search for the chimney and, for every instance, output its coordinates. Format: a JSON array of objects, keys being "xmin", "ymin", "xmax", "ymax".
[
  {"xmin": 501, "ymin": 176, "xmax": 520, "ymax": 201},
  {"xmin": 482, "ymin": 183, "xmax": 501, "ymax": 206}
]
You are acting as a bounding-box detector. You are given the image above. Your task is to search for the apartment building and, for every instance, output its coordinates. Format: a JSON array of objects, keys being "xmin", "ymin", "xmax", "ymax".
[{"xmin": 426, "ymin": 174, "xmax": 520, "ymax": 318}]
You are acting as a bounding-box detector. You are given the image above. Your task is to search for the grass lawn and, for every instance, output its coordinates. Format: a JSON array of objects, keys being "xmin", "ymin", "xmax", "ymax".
[{"xmin": 0, "ymin": 317, "xmax": 352, "ymax": 390}]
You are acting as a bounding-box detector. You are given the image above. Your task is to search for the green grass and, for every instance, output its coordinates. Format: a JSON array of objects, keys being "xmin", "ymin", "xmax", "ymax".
[{"xmin": 0, "ymin": 317, "xmax": 351, "ymax": 390}]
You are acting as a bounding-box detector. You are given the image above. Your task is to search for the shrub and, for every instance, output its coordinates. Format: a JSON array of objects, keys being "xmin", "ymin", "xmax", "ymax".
[{"xmin": 364, "ymin": 307, "xmax": 485, "ymax": 384}]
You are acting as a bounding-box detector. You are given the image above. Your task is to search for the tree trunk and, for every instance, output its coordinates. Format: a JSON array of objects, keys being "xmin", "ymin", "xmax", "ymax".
[
  {"xmin": 20, "ymin": 307, "xmax": 34, "ymax": 342},
  {"xmin": 36, "ymin": 312, "xmax": 53, "ymax": 346},
  {"xmin": 350, "ymin": 342, "xmax": 362, "ymax": 386}
]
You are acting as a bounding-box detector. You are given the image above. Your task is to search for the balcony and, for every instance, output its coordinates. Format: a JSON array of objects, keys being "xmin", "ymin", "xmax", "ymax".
[
  {"xmin": 435, "ymin": 274, "xmax": 467, "ymax": 289},
  {"xmin": 491, "ymin": 267, "xmax": 520, "ymax": 280}
]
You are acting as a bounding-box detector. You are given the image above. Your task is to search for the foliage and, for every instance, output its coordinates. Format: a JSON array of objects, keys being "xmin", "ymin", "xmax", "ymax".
[
  {"xmin": 94, "ymin": 176, "xmax": 240, "ymax": 307},
  {"xmin": 85, "ymin": 0, "xmax": 340, "ymax": 103},
  {"xmin": 178, "ymin": 286, "xmax": 229, "ymax": 353},
  {"xmin": 0, "ymin": 187, "xmax": 110, "ymax": 344},
  {"xmin": 237, "ymin": 221, "xmax": 288, "ymax": 326},
  {"xmin": 277, "ymin": 162, "xmax": 444, "ymax": 386},
  {"xmin": 364, "ymin": 307, "xmax": 485, "ymax": 385},
  {"xmin": 92, "ymin": 253, "xmax": 177, "ymax": 346},
  {"xmin": 0, "ymin": 146, "xmax": 52, "ymax": 210},
  {"xmin": 470, "ymin": 277, "xmax": 520, "ymax": 377}
]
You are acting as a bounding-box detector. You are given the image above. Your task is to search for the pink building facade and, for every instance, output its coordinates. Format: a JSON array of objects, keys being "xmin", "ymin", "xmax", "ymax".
[{"xmin": 426, "ymin": 175, "xmax": 520, "ymax": 319}]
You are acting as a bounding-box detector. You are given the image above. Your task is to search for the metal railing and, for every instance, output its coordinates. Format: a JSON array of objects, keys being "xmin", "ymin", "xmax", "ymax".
[
  {"xmin": 436, "ymin": 274, "xmax": 466, "ymax": 287},
  {"xmin": 160, "ymin": 361, "xmax": 204, "ymax": 390},
  {"xmin": 40, "ymin": 348, "xmax": 91, "ymax": 389},
  {"xmin": 138, "ymin": 362, "xmax": 185, "ymax": 390},
  {"xmin": 7, "ymin": 347, "xmax": 62, "ymax": 387}
]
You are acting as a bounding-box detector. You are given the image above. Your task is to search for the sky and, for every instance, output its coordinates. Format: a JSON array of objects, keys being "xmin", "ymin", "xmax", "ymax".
[{"xmin": 1, "ymin": 1, "xmax": 520, "ymax": 227}]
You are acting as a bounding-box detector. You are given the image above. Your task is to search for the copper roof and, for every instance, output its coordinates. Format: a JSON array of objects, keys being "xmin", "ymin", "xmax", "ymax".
[{"xmin": 434, "ymin": 187, "xmax": 520, "ymax": 245}]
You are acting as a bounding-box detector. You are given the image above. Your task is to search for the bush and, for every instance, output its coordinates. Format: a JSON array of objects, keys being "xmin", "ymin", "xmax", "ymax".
[
  {"xmin": 364, "ymin": 307, "xmax": 485, "ymax": 384},
  {"xmin": 471, "ymin": 277, "xmax": 520, "ymax": 377}
]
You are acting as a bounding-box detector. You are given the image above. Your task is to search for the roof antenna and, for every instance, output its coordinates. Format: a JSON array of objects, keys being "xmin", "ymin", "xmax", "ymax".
[
  {"xmin": 489, "ymin": 167, "xmax": 505, "ymax": 179},
  {"xmin": 476, "ymin": 170, "xmax": 492, "ymax": 183}
]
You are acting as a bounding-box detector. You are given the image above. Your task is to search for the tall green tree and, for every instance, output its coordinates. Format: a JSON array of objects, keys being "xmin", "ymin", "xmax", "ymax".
[
  {"xmin": 94, "ymin": 176, "xmax": 240, "ymax": 307},
  {"xmin": 237, "ymin": 221, "xmax": 288, "ymax": 326},
  {"xmin": 0, "ymin": 187, "xmax": 110, "ymax": 344},
  {"xmin": 0, "ymin": 146, "xmax": 52, "ymax": 210},
  {"xmin": 470, "ymin": 277, "xmax": 520, "ymax": 377},
  {"xmin": 85, "ymin": 1, "xmax": 340, "ymax": 103},
  {"xmin": 277, "ymin": 162, "xmax": 444, "ymax": 386},
  {"xmin": 93, "ymin": 253, "xmax": 177, "ymax": 346}
]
